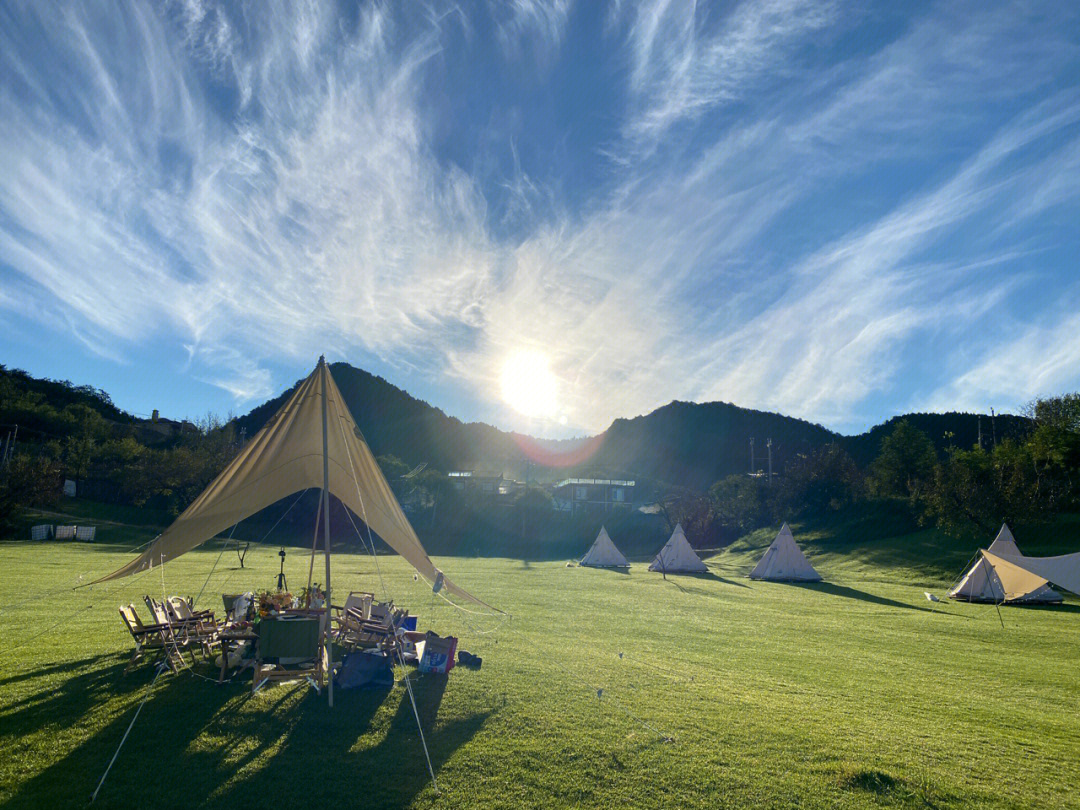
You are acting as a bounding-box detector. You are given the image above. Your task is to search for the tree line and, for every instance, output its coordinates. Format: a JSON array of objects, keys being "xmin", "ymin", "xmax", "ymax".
[
  {"xmin": 673, "ymin": 394, "xmax": 1080, "ymax": 543},
  {"xmin": 2, "ymin": 361, "xmax": 1077, "ymax": 549}
]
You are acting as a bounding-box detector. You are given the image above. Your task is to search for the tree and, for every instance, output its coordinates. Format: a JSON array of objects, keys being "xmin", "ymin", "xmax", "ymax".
[
  {"xmin": 776, "ymin": 443, "xmax": 861, "ymax": 519},
  {"xmin": 868, "ymin": 419, "xmax": 937, "ymax": 499},
  {"xmin": 0, "ymin": 452, "xmax": 62, "ymax": 530},
  {"xmin": 657, "ymin": 486, "xmax": 718, "ymax": 546},
  {"xmin": 921, "ymin": 440, "xmax": 1061, "ymax": 536},
  {"xmin": 709, "ymin": 475, "xmax": 770, "ymax": 534},
  {"xmin": 1024, "ymin": 393, "xmax": 1080, "ymax": 510},
  {"xmin": 514, "ymin": 485, "xmax": 553, "ymax": 539}
]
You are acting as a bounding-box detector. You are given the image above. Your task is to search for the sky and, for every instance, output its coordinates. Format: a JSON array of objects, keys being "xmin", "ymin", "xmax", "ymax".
[{"xmin": 1, "ymin": 1, "xmax": 1079, "ymax": 438}]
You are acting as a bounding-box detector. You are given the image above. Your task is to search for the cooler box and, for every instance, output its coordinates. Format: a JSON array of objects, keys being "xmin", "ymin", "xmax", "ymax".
[{"xmin": 417, "ymin": 632, "xmax": 457, "ymax": 674}]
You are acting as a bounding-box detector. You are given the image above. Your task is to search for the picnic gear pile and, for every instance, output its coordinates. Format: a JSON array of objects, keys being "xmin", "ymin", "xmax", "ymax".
[
  {"xmin": 119, "ymin": 586, "xmax": 470, "ymax": 687},
  {"xmin": 105, "ymin": 357, "xmax": 497, "ymax": 702}
]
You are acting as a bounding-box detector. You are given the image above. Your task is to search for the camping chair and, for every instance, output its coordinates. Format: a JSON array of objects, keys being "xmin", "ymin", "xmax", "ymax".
[
  {"xmin": 166, "ymin": 596, "xmax": 215, "ymax": 623},
  {"xmin": 331, "ymin": 591, "xmax": 374, "ymax": 636},
  {"xmin": 166, "ymin": 596, "xmax": 218, "ymax": 653},
  {"xmin": 334, "ymin": 591, "xmax": 375, "ymax": 622},
  {"xmin": 335, "ymin": 602, "xmax": 409, "ymax": 654},
  {"xmin": 252, "ymin": 616, "xmax": 324, "ymax": 692},
  {"xmin": 142, "ymin": 596, "xmax": 208, "ymax": 661},
  {"xmin": 119, "ymin": 604, "xmax": 183, "ymax": 673}
]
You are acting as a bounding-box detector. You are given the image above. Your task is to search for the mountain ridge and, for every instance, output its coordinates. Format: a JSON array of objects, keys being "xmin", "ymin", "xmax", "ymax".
[{"xmin": 230, "ymin": 362, "xmax": 1032, "ymax": 489}]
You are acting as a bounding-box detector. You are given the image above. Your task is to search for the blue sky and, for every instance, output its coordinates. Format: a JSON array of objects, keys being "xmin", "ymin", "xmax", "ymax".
[{"xmin": 1, "ymin": 1, "xmax": 1078, "ymax": 438}]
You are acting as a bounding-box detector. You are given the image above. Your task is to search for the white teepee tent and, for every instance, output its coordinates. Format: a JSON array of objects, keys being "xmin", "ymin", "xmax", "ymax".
[
  {"xmin": 649, "ymin": 524, "xmax": 708, "ymax": 573},
  {"xmin": 580, "ymin": 526, "xmax": 630, "ymax": 568},
  {"xmin": 949, "ymin": 524, "xmax": 1062, "ymax": 603},
  {"xmin": 748, "ymin": 523, "xmax": 821, "ymax": 581}
]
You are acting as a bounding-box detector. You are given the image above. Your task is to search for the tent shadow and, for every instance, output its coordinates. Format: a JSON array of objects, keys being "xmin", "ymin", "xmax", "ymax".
[
  {"xmin": 580, "ymin": 565, "xmax": 631, "ymax": 575},
  {"xmin": 789, "ymin": 582, "xmax": 936, "ymax": 613},
  {"xmin": 703, "ymin": 567, "xmax": 751, "ymax": 588},
  {"xmin": 4, "ymin": 660, "xmax": 488, "ymax": 810},
  {"xmin": 653, "ymin": 570, "xmax": 748, "ymax": 598},
  {"xmin": 1005, "ymin": 601, "xmax": 1080, "ymax": 614},
  {"xmin": 0, "ymin": 653, "xmax": 148, "ymax": 740}
]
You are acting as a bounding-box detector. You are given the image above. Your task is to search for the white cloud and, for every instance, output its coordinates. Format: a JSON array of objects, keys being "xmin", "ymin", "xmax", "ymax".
[
  {"xmin": 616, "ymin": 0, "xmax": 837, "ymax": 151},
  {"xmin": 921, "ymin": 305, "xmax": 1080, "ymax": 414},
  {"xmin": 1, "ymin": 1, "xmax": 1078, "ymax": 435}
]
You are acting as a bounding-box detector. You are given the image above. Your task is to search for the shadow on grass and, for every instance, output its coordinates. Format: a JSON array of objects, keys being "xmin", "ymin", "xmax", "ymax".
[
  {"xmin": 790, "ymin": 582, "xmax": 937, "ymax": 613},
  {"xmin": 578, "ymin": 565, "xmax": 631, "ymax": 575},
  {"xmin": 0, "ymin": 653, "xmax": 147, "ymax": 738},
  {"xmin": 656, "ymin": 569, "xmax": 749, "ymax": 591},
  {"xmin": 1005, "ymin": 601, "xmax": 1080, "ymax": 614},
  {"xmin": 3, "ymin": 657, "xmax": 490, "ymax": 810}
]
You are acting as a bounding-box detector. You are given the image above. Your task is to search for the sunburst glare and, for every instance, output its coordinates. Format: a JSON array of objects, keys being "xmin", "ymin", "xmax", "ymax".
[{"xmin": 500, "ymin": 350, "xmax": 559, "ymax": 419}]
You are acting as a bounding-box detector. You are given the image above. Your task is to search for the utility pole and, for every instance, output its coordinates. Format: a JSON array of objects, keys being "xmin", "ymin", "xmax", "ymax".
[
  {"xmin": 991, "ymin": 408, "xmax": 997, "ymax": 447},
  {"xmin": 767, "ymin": 438, "xmax": 773, "ymax": 486},
  {"xmin": 749, "ymin": 437, "xmax": 755, "ymax": 474},
  {"xmin": 977, "ymin": 416, "xmax": 982, "ymax": 450}
]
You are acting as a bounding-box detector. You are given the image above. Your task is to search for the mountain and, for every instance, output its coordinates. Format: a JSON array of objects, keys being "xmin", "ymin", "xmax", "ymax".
[
  {"xmin": 2, "ymin": 359, "xmax": 1033, "ymax": 493},
  {"xmin": 584, "ymin": 400, "xmax": 838, "ymax": 490},
  {"xmin": 232, "ymin": 362, "xmax": 1033, "ymax": 490},
  {"xmin": 233, "ymin": 363, "xmax": 528, "ymax": 475}
]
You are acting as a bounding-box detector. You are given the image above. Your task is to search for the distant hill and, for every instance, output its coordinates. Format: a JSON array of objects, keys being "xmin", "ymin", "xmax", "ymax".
[
  {"xmin": 0, "ymin": 364, "xmax": 133, "ymax": 443},
  {"xmin": 233, "ymin": 363, "xmax": 530, "ymax": 476},
  {"xmin": 2, "ymin": 359, "xmax": 1035, "ymax": 492},
  {"xmin": 583, "ymin": 400, "xmax": 838, "ymax": 490},
  {"xmin": 231, "ymin": 362, "xmax": 1034, "ymax": 490}
]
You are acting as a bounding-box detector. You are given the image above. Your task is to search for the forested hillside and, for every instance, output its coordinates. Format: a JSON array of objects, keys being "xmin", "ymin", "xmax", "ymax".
[{"xmin": 5, "ymin": 360, "xmax": 1075, "ymax": 555}]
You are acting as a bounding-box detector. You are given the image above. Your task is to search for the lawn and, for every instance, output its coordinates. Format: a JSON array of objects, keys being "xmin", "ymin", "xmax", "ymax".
[{"xmin": 1, "ymin": 509, "xmax": 1078, "ymax": 809}]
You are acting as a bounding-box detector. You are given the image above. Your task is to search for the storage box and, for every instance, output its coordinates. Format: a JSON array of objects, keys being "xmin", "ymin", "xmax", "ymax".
[{"xmin": 417, "ymin": 632, "xmax": 457, "ymax": 674}]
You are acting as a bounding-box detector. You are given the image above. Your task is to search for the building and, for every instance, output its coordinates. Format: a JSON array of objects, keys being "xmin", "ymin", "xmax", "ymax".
[
  {"xmin": 551, "ymin": 478, "xmax": 636, "ymax": 515},
  {"xmin": 446, "ymin": 471, "xmax": 523, "ymax": 499}
]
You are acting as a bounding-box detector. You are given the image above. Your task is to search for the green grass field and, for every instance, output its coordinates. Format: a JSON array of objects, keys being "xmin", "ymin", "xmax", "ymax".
[{"xmin": 1, "ymin": 506, "xmax": 1078, "ymax": 809}]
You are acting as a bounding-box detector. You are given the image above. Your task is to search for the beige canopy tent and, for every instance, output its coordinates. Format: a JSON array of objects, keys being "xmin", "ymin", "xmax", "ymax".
[
  {"xmin": 949, "ymin": 524, "xmax": 1061, "ymax": 603},
  {"xmin": 979, "ymin": 548, "xmax": 1080, "ymax": 602},
  {"xmin": 97, "ymin": 358, "xmax": 495, "ymax": 704}
]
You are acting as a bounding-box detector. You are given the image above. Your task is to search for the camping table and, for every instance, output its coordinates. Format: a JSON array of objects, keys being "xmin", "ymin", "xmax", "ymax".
[{"xmin": 218, "ymin": 627, "xmax": 258, "ymax": 683}]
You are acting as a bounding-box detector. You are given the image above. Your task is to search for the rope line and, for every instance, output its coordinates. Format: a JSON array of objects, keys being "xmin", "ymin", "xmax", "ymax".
[
  {"xmin": 333, "ymin": 411, "xmax": 439, "ymax": 793},
  {"xmin": 1, "ymin": 563, "xmax": 160, "ymax": 658},
  {"xmin": 90, "ymin": 659, "xmax": 167, "ymax": 803},
  {"xmin": 193, "ymin": 524, "xmax": 238, "ymax": 609},
  {"xmin": 2, "ymin": 532, "xmax": 164, "ymax": 615}
]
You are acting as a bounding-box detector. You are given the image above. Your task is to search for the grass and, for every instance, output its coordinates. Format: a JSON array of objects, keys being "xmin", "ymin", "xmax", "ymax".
[{"xmin": 1, "ymin": 504, "xmax": 1079, "ymax": 808}]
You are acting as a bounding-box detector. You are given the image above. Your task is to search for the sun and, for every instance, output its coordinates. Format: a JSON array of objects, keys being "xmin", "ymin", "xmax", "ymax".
[{"xmin": 500, "ymin": 350, "xmax": 559, "ymax": 419}]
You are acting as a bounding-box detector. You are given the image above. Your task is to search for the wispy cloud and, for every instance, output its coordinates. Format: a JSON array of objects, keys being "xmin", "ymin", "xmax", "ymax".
[
  {"xmin": 1, "ymin": 1, "xmax": 1078, "ymax": 435},
  {"xmin": 921, "ymin": 303, "xmax": 1080, "ymax": 414},
  {"xmin": 614, "ymin": 0, "xmax": 837, "ymax": 153}
]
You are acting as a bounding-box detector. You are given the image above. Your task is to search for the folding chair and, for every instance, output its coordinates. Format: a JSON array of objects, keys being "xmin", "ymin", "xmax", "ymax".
[
  {"xmin": 252, "ymin": 616, "xmax": 324, "ymax": 692},
  {"xmin": 119, "ymin": 605, "xmax": 182, "ymax": 672}
]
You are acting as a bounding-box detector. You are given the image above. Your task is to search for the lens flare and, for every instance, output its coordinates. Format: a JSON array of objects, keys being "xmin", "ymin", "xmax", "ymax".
[{"xmin": 500, "ymin": 350, "xmax": 558, "ymax": 419}]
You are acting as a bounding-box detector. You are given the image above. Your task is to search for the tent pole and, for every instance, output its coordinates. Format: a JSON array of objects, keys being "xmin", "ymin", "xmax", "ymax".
[{"xmin": 320, "ymin": 357, "xmax": 334, "ymax": 707}]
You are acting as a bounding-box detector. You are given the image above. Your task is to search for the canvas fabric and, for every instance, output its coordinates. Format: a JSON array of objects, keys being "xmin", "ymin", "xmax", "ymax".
[
  {"xmin": 949, "ymin": 524, "xmax": 1061, "ymax": 603},
  {"xmin": 95, "ymin": 361, "xmax": 489, "ymax": 609},
  {"xmin": 580, "ymin": 527, "xmax": 630, "ymax": 568},
  {"xmin": 748, "ymin": 523, "xmax": 821, "ymax": 581},
  {"xmin": 984, "ymin": 549, "xmax": 1080, "ymax": 598},
  {"xmin": 648, "ymin": 524, "xmax": 708, "ymax": 573}
]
